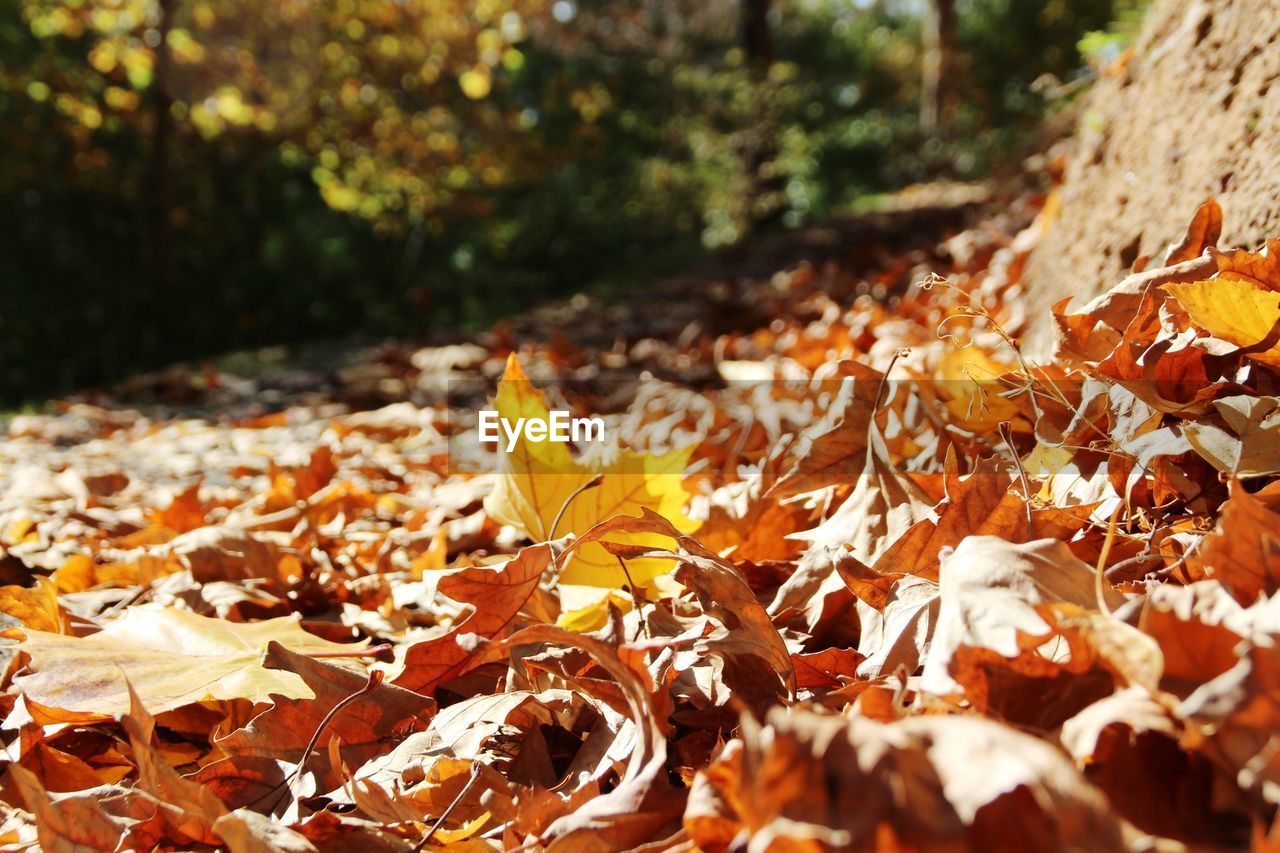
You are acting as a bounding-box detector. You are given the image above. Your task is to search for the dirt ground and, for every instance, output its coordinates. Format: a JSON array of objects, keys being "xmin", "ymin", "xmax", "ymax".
[{"xmin": 1022, "ymin": 0, "xmax": 1280, "ymax": 357}]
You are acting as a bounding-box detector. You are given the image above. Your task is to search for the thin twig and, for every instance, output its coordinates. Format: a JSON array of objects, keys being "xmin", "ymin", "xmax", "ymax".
[
  {"xmin": 414, "ymin": 762, "xmax": 483, "ymax": 851},
  {"xmin": 999, "ymin": 421, "xmax": 1034, "ymax": 536},
  {"xmin": 614, "ymin": 554, "xmax": 649, "ymax": 641}
]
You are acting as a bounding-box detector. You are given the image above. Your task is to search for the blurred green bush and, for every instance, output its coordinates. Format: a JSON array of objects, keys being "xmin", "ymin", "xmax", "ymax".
[{"xmin": 0, "ymin": 0, "xmax": 1129, "ymax": 402}]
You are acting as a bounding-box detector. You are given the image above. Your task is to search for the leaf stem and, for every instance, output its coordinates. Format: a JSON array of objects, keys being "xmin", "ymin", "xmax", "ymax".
[
  {"xmin": 255, "ymin": 669, "xmax": 384, "ymax": 813},
  {"xmin": 548, "ymin": 473, "xmax": 604, "ymax": 541},
  {"xmin": 414, "ymin": 762, "xmax": 482, "ymax": 851}
]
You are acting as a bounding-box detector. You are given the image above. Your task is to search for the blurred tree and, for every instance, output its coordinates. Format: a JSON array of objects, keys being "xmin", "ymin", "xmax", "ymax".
[
  {"xmin": 0, "ymin": 0, "xmax": 1135, "ymax": 402},
  {"xmin": 920, "ymin": 0, "xmax": 956, "ymax": 133}
]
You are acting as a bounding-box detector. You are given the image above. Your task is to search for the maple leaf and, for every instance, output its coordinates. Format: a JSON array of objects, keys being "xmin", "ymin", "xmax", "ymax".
[
  {"xmin": 389, "ymin": 542, "xmax": 551, "ymax": 694},
  {"xmin": 483, "ymin": 355, "xmax": 700, "ymax": 587},
  {"xmin": 16, "ymin": 605, "xmax": 366, "ymax": 717}
]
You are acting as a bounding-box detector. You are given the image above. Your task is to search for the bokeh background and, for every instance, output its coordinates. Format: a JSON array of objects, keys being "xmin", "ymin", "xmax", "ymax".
[{"xmin": 0, "ymin": 0, "xmax": 1144, "ymax": 402}]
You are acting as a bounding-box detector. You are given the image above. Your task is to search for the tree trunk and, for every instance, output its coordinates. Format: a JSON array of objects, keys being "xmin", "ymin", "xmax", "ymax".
[
  {"xmin": 739, "ymin": 0, "xmax": 783, "ymax": 234},
  {"xmin": 741, "ymin": 0, "xmax": 772, "ymax": 69},
  {"xmin": 920, "ymin": 0, "xmax": 956, "ymax": 134},
  {"xmin": 145, "ymin": 0, "xmax": 177, "ymax": 313}
]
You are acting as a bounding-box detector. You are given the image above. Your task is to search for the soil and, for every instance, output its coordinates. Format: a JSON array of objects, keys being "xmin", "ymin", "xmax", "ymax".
[{"xmin": 1021, "ymin": 0, "xmax": 1280, "ymax": 358}]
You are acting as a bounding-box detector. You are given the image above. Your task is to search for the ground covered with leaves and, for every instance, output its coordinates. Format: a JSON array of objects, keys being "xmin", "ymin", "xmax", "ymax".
[{"xmin": 3, "ymin": 192, "xmax": 1280, "ymax": 850}]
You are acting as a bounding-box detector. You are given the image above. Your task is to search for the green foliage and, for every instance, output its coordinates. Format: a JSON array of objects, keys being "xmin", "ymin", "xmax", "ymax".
[
  {"xmin": 1078, "ymin": 0, "xmax": 1150, "ymax": 67},
  {"xmin": 0, "ymin": 0, "xmax": 1135, "ymax": 402}
]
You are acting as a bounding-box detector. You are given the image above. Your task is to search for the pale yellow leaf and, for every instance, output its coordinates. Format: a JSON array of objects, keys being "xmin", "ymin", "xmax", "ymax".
[{"xmin": 16, "ymin": 605, "xmax": 364, "ymax": 716}]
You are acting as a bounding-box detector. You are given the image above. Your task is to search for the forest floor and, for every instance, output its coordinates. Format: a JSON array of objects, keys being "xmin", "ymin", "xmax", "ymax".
[{"xmin": 0, "ymin": 168, "xmax": 1277, "ymax": 849}]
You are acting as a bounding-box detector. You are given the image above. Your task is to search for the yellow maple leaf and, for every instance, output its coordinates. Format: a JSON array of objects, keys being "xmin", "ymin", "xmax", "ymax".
[
  {"xmin": 483, "ymin": 355, "xmax": 700, "ymax": 587},
  {"xmin": 1164, "ymin": 279, "xmax": 1280, "ymax": 368}
]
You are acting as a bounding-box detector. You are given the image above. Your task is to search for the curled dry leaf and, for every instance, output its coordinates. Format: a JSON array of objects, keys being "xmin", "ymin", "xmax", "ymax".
[
  {"xmin": 684, "ymin": 707, "xmax": 1124, "ymax": 851},
  {"xmin": 921, "ymin": 536, "xmax": 1122, "ymax": 702},
  {"xmin": 389, "ymin": 542, "xmax": 550, "ymax": 694},
  {"xmin": 197, "ymin": 642, "xmax": 433, "ymax": 809},
  {"xmin": 1187, "ymin": 479, "xmax": 1280, "ymax": 604}
]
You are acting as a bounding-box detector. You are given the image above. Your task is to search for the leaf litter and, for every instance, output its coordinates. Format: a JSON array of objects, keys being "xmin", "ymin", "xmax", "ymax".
[{"xmin": 2, "ymin": 192, "xmax": 1280, "ymax": 848}]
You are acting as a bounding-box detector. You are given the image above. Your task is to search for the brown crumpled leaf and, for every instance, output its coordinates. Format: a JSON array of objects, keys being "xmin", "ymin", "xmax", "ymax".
[
  {"xmin": 169, "ymin": 526, "xmax": 282, "ymax": 584},
  {"xmin": 197, "ymin": 642, "xmax": 433, "ymax": 809},
  {"xmin": 782, "ymin": 421, "xmax": 936, "ymax": 624},
  {"xmin": 684, "ymin": 707, "xmax": 1124, "ymax": 850},
  {"xmin": 766, "ymin": 362, "xmax": 883, "ymax": 498},
  {"xmin": 1188, "ymin": 479, "xmax": 1280, "ymax": 605},
  {"xmin": 794, "ymin": 425, "xmax": 936, "ymax": 564},
  {"xmin": 840, "ymin": 454, "xmax": 1093, "ymax": 608},
  {"xmin": 1141, "ymin": 581, "xmax": 1254, "ymax": 699},
  {"xmin": 1164, "ymin": 198, "xmax": 1222, "ymax": 265},
  {"xmin": 921, "ymin": 536, "xmax": 1124, "ymax": 714},
  {"xmin": 566, "ymin": 509, "xmax": 795, "ymax": 706},
  {"xmin": 7, "ymin": 764, "xmax": 170, "ymax": 851},
  {"xmin": 1061, "ymin": 687, "xmax": 1250, "ymax": 846},
  {"xmin": 767, "ymin": 543, "xmax": 858, "ymax": 639},
  {"xmin": 1179, "ymin": 637, "xmax": 1280, "ymax": 812},
  {"xmin": 1185, "ymin": 396, "xmax": 1280, "ymax": 478},
  {"xmin": 854, "ymin": 574, "xmax": 939, "ymax": 679},
  {"xmin": 495, "ymin": 625, "xmax": 684, "ymax": 851},
  {"xmin": 121, "ymin": 682, "xmax": 227, "ymax": 846},
  {"xmin": 790, "ymin": 647, "xmax": 863, "ymax": 690},
  {"xmin": 390, "ymin": 542, "xmax": 551, "ymax": 694}
]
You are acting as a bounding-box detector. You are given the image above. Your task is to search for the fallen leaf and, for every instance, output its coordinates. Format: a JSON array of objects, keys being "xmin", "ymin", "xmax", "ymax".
[
  {"xmin": 1165, "ymin": 277, "xmax": 1280, "ymax": 368},
  {"xmin": 1187, "ymin": 479, "xmax": 1280, "ymax": 604},
  {"xmin": 684, "ymin": 708, "xmax": 1124, "ymax": 850},
  {"xmin": 483, "ymin": 356, "xmax": 700, "ymax": 587},
  {"xmin": 16, "ymin": 606, "xmax": 365, "ymax": 716},
  {"xmin": 390, "ymin": 542, "xmax": 550, "ymax": 694}
]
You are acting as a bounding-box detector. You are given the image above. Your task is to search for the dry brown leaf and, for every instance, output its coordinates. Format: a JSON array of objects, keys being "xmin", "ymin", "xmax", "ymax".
[
  {"xmin": 197, "ymin": 642, "xmax": 432, "ymax": 809},
  {"xmin": 1188, "ymin": 479, "xmax": 1280, "ymax": 604},
  {"xmin": 685, "ymin": 708, "xmax": 1124, "ymax": 850},
  {"xmin": 1061, "ymin": 687, "xmax": 1248, "ymax": 846},
  {"xmin": 390, "ymin": 542, "xmax": 551, "ymax": 694},
  {"xmin": 921, "ymin": 535, "xmax": 1122, "ymax": 700}
]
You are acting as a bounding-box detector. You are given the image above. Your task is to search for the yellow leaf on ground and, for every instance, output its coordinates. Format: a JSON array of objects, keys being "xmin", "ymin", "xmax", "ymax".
[
  {"xmin": 1164, "ymin": 278, "xmax": 1280, "ymax": 367},
  {"xmin": 16, "ymin": 605, "xmax": 364, "ymax": 717},
  {"xmin": 483, "ymin": 355, "xmax": 699, "ymax": 587},
  {"xmin": 938, "ymin": 346, "xmax": 1020, "ymax": 431},
  {"xmin": 0, "ymin": 577, "xmax": 64, "ymax": 635}
]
